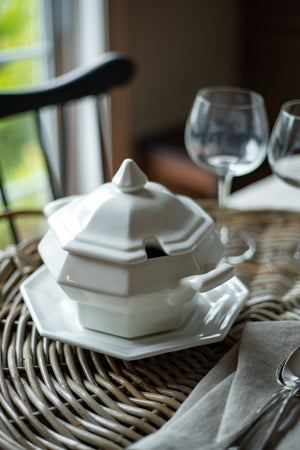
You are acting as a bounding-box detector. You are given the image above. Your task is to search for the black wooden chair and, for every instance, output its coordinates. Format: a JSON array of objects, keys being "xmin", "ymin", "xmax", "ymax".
[{"xmin": 0, "ymin": 51, "xmax": 135, "ymax": 244}]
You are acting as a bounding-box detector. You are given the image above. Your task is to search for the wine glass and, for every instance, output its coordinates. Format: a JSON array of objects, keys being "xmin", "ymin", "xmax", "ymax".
[
  {"xmin": 185, "ymin": 86, "xmax": 269, "ymax": 263},
  {"xmin": 267, "ymin": 99, "xmax": 300, "ymax": 275}
]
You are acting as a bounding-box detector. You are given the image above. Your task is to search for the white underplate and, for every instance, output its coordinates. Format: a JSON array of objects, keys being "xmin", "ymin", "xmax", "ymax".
[{"xmin": 21, "ymin": 266, "xmax": 248, "ymax": 360}]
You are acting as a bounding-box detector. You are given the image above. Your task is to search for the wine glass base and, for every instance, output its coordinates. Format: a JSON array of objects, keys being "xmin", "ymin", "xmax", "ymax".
[
  {"xmin": 268, "ymin": 236, "xmax": 300, "ymax": 277},
  {"xmin": 268, "ymin": 255, "xmax": 300, "ymax": 278},
  {"xmin": 268, "ymin": 257, "xmax": 300, "ymax": 277},
  {"xmin": 223, "ymin": 230, "xmax": 256, "ymax": 264}
]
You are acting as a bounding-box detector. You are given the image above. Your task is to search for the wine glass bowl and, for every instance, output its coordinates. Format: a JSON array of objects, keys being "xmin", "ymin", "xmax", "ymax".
[
  {"xmin": 185, "ymin": 86, "xmax": 269, "ymax": 263},
  {"xmin": 268, "ymin": 100, "xmax": 300, "ymax": 188},
  {"xmin": 267, "ymin": 100, "xmax": 300, "ymax": 274},
  {"xmin": 185, "ymin": 87, "xmax": 268, "ymax": 178}
]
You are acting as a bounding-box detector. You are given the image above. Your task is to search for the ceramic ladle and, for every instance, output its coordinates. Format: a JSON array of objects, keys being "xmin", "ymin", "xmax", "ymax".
[{"xmin": 226, "ymin": 345, "xmax": 300, "ymax": 449}]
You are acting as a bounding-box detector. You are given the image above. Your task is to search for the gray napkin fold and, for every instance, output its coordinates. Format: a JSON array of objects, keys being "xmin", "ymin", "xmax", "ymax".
[{"xmin": 128, "ymin": 320, "xmax": 300, "ymax": 450}]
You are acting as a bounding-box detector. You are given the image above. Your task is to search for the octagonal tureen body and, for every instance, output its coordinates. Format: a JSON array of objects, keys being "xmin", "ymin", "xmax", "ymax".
[{"xmin": 38, "ymin": 159, "xmax": 233, "ymax": 338}]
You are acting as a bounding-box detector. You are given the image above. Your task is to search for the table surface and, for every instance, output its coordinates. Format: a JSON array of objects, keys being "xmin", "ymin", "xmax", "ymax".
[{"xmin": 0, "ymin": 203, "xmax": 300, "ymax": 449}]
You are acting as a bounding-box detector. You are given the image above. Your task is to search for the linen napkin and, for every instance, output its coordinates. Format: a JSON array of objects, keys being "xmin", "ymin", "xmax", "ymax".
[
  {"xmin": 228, "ymin": 175, "xmax": 300, "ymax": 212},
  {"xmin": 128, "ymin": 320, "xmax": 300, "ymax": 450}
]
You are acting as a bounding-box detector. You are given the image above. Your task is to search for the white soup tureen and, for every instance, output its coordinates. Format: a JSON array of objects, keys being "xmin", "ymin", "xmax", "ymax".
[{"xmin": 38, "ymin": 159, "xmax": 234, "ymax": 338}]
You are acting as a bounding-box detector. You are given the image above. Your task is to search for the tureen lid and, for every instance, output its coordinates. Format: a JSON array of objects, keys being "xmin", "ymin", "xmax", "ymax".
[{"xmin": 48, "ymin": 159, "xmax": 214, "ymax": 263}]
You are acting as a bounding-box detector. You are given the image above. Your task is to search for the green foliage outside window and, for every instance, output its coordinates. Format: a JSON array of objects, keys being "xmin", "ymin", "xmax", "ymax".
[
  {"xmin": 0, "ymin": 0, "xmax": 43, "ymax": 86},
  {"xmin": 0, "ymin": 0, "xmax": 38, "ymax": 43},
  {"xmin": 0, "ymin": 0, "xmax": 51, "ymax": 248}
]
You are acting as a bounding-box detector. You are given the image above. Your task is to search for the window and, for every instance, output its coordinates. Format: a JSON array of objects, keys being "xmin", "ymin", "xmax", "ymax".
[
  {"xmin": 0, "ymin": 0, "xmax": 108, "ymax": 248},
  {"xmin": 0, "ymin": 0, "xmax": 52, "ymax": 247}
]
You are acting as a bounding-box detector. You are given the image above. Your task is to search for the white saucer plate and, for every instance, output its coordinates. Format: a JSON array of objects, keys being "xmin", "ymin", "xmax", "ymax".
[{"xmin": 21, "ymin": 266, "xmax": 248, "ymax": 360}]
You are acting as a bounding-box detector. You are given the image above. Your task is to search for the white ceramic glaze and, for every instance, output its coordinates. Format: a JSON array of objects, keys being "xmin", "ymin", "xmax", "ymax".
[
  {"xmin": 21, "ymin": 265, "xmax": 249, "ymax": 360},
  {"xmin": 38, "ymin": 158, "xmax": 235, "ymax": 337},
  {"xmin": 44, "ymin": 159, "xmax": 218, "ymax": 263}
]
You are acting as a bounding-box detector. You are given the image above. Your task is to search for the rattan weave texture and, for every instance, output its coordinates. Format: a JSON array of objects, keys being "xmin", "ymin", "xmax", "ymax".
[{"xmin": 0, "ymin": 205, "xmax": 300, "ymax": 449}]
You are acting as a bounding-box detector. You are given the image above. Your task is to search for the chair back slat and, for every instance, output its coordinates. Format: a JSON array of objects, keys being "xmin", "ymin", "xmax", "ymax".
[
  {"xmin": 0, "ymin": 169, "xmax": 19, "ymax": 243},
  {"xmin": 96, "ymin": 94, "xmax": 113, "ymax": 183},
  {"xmin": 57, "ymin": 103, "xmax": 69, "ymax": 197},
  {"xmin": 35, "ymin": 110, "xmax": 62, "ymax": 200}
]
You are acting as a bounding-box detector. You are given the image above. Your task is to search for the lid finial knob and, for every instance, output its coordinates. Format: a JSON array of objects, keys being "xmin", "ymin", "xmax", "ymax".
[{"xmin": 112, "ymin": 159, "xmax": 148, "ymax": 192}]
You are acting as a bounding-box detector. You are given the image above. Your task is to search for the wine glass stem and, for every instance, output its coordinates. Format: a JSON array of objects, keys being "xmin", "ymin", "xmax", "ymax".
[
  {"xmin": 294, "ymin": 240, "xmax": 300, "ymax": 261},
  {"xmin": 217, "ymin": 174, "xmax": 233, "ymax": 246}
]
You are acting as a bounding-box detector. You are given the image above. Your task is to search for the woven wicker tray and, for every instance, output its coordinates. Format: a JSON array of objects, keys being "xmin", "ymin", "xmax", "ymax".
[{"xmin": 0, "ymin": 205, "xmax": 300, "ymax": 449}]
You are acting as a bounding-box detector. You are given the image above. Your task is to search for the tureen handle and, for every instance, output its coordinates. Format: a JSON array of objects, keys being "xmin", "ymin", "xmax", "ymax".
[
  {"xmin": 43, "ymin": 195, "xmax": 80, "ymax": 218},
  {"xmin": 180, "ymin": 263, "xmax": 235, "ymax": 293}
]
